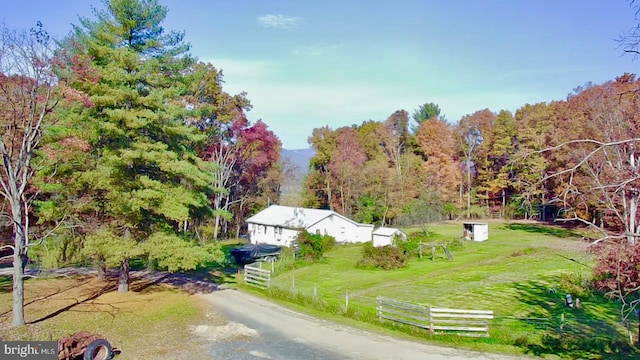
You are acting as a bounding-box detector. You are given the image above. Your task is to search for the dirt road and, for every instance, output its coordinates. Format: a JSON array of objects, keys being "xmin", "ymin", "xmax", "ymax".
[{"xmin": 199, "ymin": 289, "xmax": 526, "ymax": 360}]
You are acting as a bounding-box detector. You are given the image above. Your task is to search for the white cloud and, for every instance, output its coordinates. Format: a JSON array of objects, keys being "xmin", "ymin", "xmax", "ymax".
[{"xmin": 257, "ymin": 14, "xmax": 303, "ymax": 29}]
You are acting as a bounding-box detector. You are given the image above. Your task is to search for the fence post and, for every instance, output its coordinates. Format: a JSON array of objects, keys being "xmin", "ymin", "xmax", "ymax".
[
  {"xmin": 429, "ymin": 307, "xmax": 434, "ymax": 336},
  {"xmin": 560, "ymin": 313, "xmax": 565, "ymax": 336},
  {"xmin": 314, "ymin": 283, "xmax": 317, "ymax": 298},
  {"xmin": 346, "ymin": 290, "xmax": 349, "ymax": 311},
  {"xmin": 271, "ymin": 259, "xmax": 274, "ymax": 273},
  {"xmin": 292, "ymin": 275, "xmax": 295, "ymax": 290}
]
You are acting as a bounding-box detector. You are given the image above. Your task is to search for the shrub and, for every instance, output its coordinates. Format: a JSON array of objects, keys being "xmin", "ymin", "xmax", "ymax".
[
  {"xmin": 513, "ymin": 335, "xmax": 529, "ymax": 347},
  {"xmin": 357, "ymin": 242, "xmax": 407, "ymax": 270},
  {"xmin": 559, "ymin": 271, "xmax": 593, "ymax": 298},
  {"xmin": 297, "ymin": 230, "xmax": 335, "ymax": 261},
  {"xmin": 395, "ymin": 234, "xmax": 422, "ymax": 258},
  {"xmin": 467, "ymin": 205, "xmax": 487, "ymax": 218},
  {"xmin": 442, "ymin": 202, "xmax": 461, "ymax": 220}
]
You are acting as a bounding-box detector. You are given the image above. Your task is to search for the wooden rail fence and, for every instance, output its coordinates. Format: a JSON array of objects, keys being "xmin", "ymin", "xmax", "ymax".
[
  {"xmin": 244, "ymin": 262, "xmax": 271, "ymax": 289},
  {"xmin": 377, "ymin": 297, "xmax": 494, "ymax": 337}
]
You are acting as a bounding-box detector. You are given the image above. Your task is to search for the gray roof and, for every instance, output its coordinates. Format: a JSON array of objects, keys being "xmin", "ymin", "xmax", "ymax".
[
  {"xmin": 246, "ymin": 205, "xmax": 370, "ymax": 229},
  {"xmin": 372, "ymin": 227, "xmax": 405, "ymax": 236}
]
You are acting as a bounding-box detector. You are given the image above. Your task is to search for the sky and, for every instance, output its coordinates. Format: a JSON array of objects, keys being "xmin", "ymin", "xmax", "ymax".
[{"xmin": 2, "ymin": 0, "xmax": 639, "ymax": 149}]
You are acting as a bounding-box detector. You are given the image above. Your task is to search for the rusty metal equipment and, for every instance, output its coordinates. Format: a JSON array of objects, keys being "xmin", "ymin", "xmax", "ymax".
[{"xmin": 58, "ymin": 331, "xmax": 113, "ymax": 360}]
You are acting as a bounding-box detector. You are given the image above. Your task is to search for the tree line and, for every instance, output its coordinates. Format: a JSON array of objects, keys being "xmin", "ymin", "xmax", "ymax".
[
  {"xmin": 302, "ymin": 75, "xmax": 640, "ymax": 323},
  {"xmin": 303, "ymin": 75, "xmax": 639, "ymax": 242},
  {"xmin": 0, "ymin": 0, "xmax": 281, "ymax": 326}
]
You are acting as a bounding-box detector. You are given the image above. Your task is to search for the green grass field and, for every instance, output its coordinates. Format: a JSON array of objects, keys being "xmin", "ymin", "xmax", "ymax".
[{"xmin": 266, "ymin": 220, "xmax": 637, "ymax": 359}]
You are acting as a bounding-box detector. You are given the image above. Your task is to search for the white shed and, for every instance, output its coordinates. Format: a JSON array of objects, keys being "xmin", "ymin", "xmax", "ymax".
[
  {"xmin": 463, "ymin": 222, "xmax": 489, "ymax": 242},
  {"xmin": 372, "ymin": 227, "xmax": 407, "ymax": 247}
]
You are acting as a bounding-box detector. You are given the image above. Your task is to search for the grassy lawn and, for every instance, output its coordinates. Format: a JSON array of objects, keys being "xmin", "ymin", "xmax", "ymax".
[
  {"xmin": 267, "ymin": 220, "xmax": 637, "ymax": 359},
  {"xmin": 0, "ymin": 274, "xmax": 223, "ymax": 360},
  {"xmin": 0, "ymin": 238, "xmax": 246, "ymax": 360},
  {"xmin": 1, "ymin": 227, "xmax": 634, "ymax": 359}
]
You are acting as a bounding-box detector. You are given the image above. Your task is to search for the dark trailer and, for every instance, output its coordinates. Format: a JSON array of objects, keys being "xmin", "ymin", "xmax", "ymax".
[{"xmin": 229, "ymin": 244, "xmax": 282, "ymax": 265}]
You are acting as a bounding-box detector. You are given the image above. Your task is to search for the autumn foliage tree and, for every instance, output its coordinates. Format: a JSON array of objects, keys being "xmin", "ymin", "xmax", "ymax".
[
  {"xmin": 535, "ymin": 74, "xmax": 640, "ymax": 242},
  {"xmin": 513, "ymin": 74, "xmax": 640, "ymax": 325},
  {"xmin": 454, "ymin": 109, "xmax": 494, "ymax": 217},
  {"xmin": 511, "ymin": 102, "xmax": 555, "ymax": 218},
  {"xmin": 0, "ymin": 22, "xmax": 77, "ymax": 327},
  {"xmin": 229, "ymin": 119, "xmax": 282, "ymax": 236},
  {"xmin": 328, "ymin": 127, "xmax": 366, "ymax": 216},
  {"xmin": 416, "ymin": 117, "xmax": 459, "ymax": 203}
]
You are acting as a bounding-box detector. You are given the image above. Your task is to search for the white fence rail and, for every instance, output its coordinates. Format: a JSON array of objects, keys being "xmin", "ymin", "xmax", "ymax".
[
  {"xmin": 244, "ymin": 262, "xmax": 271, "ymax": 289},
  {"xmin": 377, "ymin": 297, "xmax": 493, "ymax": 337},
  {"xmin": 429, "ymin": 307, "xmax": 494, "ymax": 337}
]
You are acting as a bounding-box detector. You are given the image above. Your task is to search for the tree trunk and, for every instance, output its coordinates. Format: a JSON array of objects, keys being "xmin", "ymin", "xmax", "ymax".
[
  {"xmin": 486, "ymin": 190, "xmax": 490, "ymax": 214},
  {"xmin": 12, "ymin": 244, "xmax": 26, "ymax": 327},
  {"xmin": 12, "ymin": 249, "xmax": 25, "ymax": 327},
  {"xmin": 629, "ymin": 151, "xmax": 638, "ymax": 244},
  {"xmin": 502, "ymin": 189, "xmax": 506, "ymax": 218},
  {"xmin": 11, "ymin": 200, "xmax": 26, "ymax": 327},
  {"xmin": 629, "ymin": 196, "xmax": 637, "ymax": 244},
  {"xmin": 340, "ymin": 184, "xmax": 345, "ymax": 215},
  {"xmin": 96, "ymin": 256, "xmax": 106, "ymax": 281},
  {"xmin": 213, "ymin": 213, "xmax": 220, "ymax": 241},
  {"xmin": 466, "ymin": 164, "xmax": 471, "ymax": 219},
  {"xmin": 118, "ymin": 257, "xmax": 130, "ymax": 293}
]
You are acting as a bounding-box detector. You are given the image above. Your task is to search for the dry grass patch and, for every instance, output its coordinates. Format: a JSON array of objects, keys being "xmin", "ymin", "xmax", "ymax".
[{"xmin": 0, "ymin": 275, "xmax": 224, "ymax": 360}]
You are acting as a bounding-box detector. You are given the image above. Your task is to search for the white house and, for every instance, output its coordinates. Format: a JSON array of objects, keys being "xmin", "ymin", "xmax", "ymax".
[
  {"xmin": 372, "ymin": 227, "xmax": 407, "ymax": 247},
  {"xmin": 246, "ymin": 205, "xmax": 374, "ymax": 246},
  {"xmin": 463, "ymin": 222, "xmax": 489, "ymax": 242}
]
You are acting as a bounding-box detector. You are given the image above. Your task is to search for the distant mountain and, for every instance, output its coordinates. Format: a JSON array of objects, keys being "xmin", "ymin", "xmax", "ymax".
[
  {"xmin": 280, "ymin": 148, "xmax": 315, "ymax": 206},
  {"xmin": 281, "ymin": 148, "xmax": 315, "ymax": 177}
]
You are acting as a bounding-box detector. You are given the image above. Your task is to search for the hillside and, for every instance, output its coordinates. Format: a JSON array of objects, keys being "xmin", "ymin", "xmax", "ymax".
[
  {"xmin": 281, "ymin": 148, "xmax": 314, "ymax": 177},
  {"xmin": 280, "ymin": 148, "xmax": 315, "ymax": 206},
  {"xmin": 280, "ymin": 149, "xmax": 315, "ymax": 206}
]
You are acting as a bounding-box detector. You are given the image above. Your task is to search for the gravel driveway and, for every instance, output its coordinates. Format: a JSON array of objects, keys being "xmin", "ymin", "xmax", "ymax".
[{"xmin": 198, "ymin": 289, "xmax": 526, "ymax": 360}]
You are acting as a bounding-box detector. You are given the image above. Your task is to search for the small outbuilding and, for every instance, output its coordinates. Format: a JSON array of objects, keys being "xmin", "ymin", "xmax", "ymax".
[
  {"xmin": 463, "ymin": 222, "xmax": 489, "ymax": 242},
  {"xmin": 372, "ymin": 227, "xmax": 407, "ymax": 247}
]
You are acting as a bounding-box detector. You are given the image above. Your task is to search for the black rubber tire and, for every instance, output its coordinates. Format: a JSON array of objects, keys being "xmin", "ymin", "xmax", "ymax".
[{"xmin": 83, "ymin": 339, "xmax": 113, "ymax": 360}]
